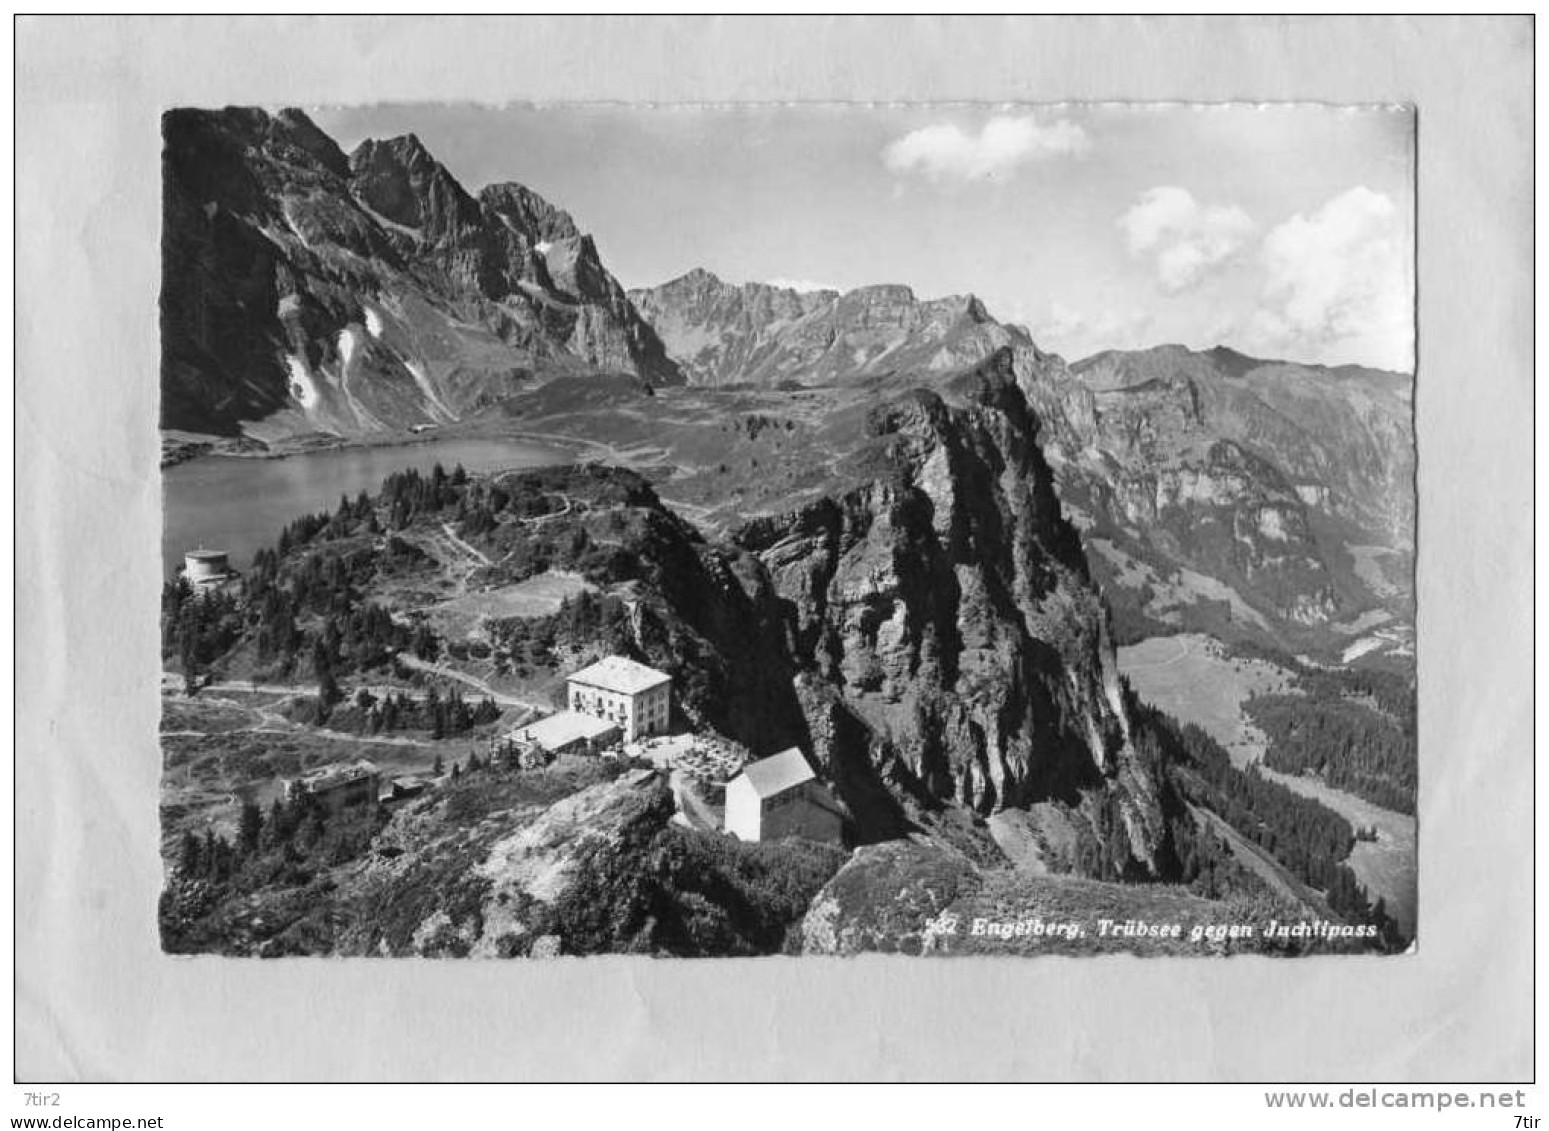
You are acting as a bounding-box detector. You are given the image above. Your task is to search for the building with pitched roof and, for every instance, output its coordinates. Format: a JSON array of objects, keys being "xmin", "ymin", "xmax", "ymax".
[
  {"xmin": 566, "ymin": 655, "xmax": 672, "ymax": 742},
  {"xmin": 282, "ymin": 760, "xmax": 380, "ymax": 814},
  {"xmin": 508, "ymin": 710, "xmax": 622, "ymax": 760},
  {"xmin": 723, "ymin": 747, "xmax": 844, "ymax": 843}
]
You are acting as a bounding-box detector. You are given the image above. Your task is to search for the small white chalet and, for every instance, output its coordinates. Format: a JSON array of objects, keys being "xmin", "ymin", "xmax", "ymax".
[
  {"xmin": 567, "ymin": 655, "xmax": 671, "ymax": 743},
  {"xmin": 724, "ymin": 748, "xmax": 843, "ymax": 844}
]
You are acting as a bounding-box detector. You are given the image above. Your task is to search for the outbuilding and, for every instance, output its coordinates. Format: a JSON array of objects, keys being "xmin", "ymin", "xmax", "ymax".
[
  {"xmin": 383, "ymin": 775, "xmax": 431, "ymax": 803},
  {"xmin": 283, "ymin": 760, "xmax": 380, "ymax": 814},
  {"xmin": 509, "ymin": 710, "xmax": 621, "ymax": 760},
  {"xmin": 723, "ymin": 748, "xmax": 844, "ymax": 844}
]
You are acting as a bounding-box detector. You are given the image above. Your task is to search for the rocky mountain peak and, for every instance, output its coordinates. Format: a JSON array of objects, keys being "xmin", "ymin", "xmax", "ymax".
[
  {"xmin": 728, "ymin": 348, "xmax": 1161, "ymax": 862},
  {"xmin": 839, "ymin": 283, "xmax": 916, "ymax": 308},
  {"xmin": 632, "ymin": 269, "xmax": 1047, "ymax": 389},
  {"xmin": 269, "ymin": 107, "xmax": 350, "ymax": 177},
  {"xmin": 478, "ymin": 182, "xmax": 580, "ymax": 244},
  {"xmin": 675, "ymin": 266, "xmax": 729, "ymax": 289},
  {"xmin": 1202, "ymin": 344, "xmax": 1260, "ymax": 379},
  {"xmin": 348, "ymin": 134, "xmax": 481, "ymax": 236},
  {"xmin": 161, "ymin": 106, "xmax": 683, "ymax": 438},
  {"xmin": 347, "ymin": 133, "xmax": 441, "ymax": 182}
]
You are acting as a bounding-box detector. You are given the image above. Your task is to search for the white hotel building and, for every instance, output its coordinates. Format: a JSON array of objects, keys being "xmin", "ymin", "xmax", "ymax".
[{"xmin": 566, "ymin": 655, "xmax": 672, "ymax": 743}]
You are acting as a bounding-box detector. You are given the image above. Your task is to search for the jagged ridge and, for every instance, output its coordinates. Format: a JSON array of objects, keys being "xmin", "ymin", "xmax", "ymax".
[
  {"xmin": 629, "ymin": 273, "xmax": 1414, "ymax": 658},
  {"xmin": 160, "ymin": 106, "xmax": 681, "ymax": 439}
]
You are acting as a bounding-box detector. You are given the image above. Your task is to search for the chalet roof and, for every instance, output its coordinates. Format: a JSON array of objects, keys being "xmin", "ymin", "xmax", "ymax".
[
  {"xmin": 515, "ymin": 710, "xmax": 619, "ymax": 751},
  {"xmin": 567, "ymin": 655, "xmax": 672, "ymax": 696},
  {"xmin": 735, "ymin": 747, "xmax": 816, "ymax": 799}
]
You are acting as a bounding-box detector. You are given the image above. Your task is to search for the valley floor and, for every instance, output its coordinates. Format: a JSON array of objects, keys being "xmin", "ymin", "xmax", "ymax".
[{"xmin": 1119, "ymin": 633, "xmax": 1416, "ymax": 938}]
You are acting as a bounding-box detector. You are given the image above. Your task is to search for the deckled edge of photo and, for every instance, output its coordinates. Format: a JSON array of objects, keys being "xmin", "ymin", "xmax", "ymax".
[{"xmin": 13, "ymin": 14, "xmax": 1532, "ymax": 1082}]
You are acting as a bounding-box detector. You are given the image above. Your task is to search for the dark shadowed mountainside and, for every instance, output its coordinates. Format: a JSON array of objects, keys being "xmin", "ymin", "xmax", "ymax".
[{"xmin": 161, "ymin": 107, "xmax": 680, "ymax": 440}]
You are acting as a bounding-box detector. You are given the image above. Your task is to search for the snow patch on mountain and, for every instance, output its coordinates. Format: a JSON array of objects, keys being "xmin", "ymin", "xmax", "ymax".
[
  {"xmin": 284, "ymin": 354, "xmax": 319, "ymax": 409},
  {"xmin": 334, "ymin": 326, "xmax": 382, "ymax": 429},
  {"xmin": 354, "ymin": 197, "xmax": 422, "ymax": 239},
  {"xmin": 405, "ymin": 360, "xmax": 455, "ymax": 422}
]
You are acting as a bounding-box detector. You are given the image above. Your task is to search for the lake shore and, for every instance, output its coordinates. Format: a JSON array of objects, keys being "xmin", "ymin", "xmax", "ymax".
[
  {"xmin": 159, "ymin": 413, "xmax": 605, "ymax": 470},
  {"xmin": 162, "ymin": 434, "xmax": 576, "ymax": 578}
]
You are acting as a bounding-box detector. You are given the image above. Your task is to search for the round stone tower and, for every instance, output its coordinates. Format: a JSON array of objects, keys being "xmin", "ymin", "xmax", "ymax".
[{"xmin": 183, "ymin": 548, "xmax": 230, "ymax": 585}]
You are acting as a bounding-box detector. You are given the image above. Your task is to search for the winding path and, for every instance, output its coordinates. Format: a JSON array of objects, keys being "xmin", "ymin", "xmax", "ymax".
[
  {"xmin": 441, "ymin": 521, "xmax": 492, "ymax": 566},
  {"xmin": 393, "ymin": 652, "xmax": 547, "ymax": 713}
]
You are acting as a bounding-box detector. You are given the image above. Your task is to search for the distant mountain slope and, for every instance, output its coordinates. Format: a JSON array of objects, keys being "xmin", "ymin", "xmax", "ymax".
[
  {"xmin": 160, "ymin": 106, "xmax": 680, "ymax": 439},
  {"xmin": 1067, "ymin": 345, "xmax": 1413, "ymax": 549},
  {"xmin": 1046, "ymin": 344, "xmax": 1414, "ymax": 659},
  {"xmin": 628, "ymin": 268, "xmax": 1033, "ymax": 388},
  {"xmin": 630, "ymin": 273, "xmax": 1414, "ymax": 661}
]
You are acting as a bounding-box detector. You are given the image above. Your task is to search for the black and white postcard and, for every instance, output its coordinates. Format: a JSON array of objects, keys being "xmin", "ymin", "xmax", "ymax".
[
  {"xmin": 156, "ymin": 101, "xmax": 1417, "ymax": 960},
  {"xmin": 15, "ymin": 15, "xmax": 1532, "ymax": 1088}
]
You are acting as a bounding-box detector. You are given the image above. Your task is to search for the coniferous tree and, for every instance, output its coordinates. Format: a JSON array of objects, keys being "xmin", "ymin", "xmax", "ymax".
[
  {"xmin": 237, "ymin": 801, "xmax": 264, "ymax": 856},
  {"xmin": 313, "ymin": 638, "xmax": 342, "ymax": 707},
  {"xmin": 413, "ymin": 621, "xmax": 438, "ymax": 661},
  {"xmin": 262, "ymin": 798, "xmax": 288, "ymax": 850},
  {"xmin": 201, "ymin": 828, "xmax": 221, "ymax": 881},
  {"xmin": 176, "ymin": 830, "xmax": 203, "ymax": 876}
]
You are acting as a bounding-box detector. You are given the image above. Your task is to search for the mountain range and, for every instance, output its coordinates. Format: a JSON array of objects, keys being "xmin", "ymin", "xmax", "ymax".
[
  {"xmin": 162, "ymin": 106, "xmax": 1414, "ymax": 664},
  {"xmin": 161, "ymin": 107, "xmax": 679, "ymax": 441},
  {"xmin": 630, "ymin": 269, "xmax": 1414, "ymax": 662}
]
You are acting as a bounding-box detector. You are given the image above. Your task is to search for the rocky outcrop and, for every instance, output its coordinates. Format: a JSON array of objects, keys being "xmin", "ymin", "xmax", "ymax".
[
  {"xmin": 797, "ymin": 841, "xmax": 1296, "ymax": 957},
  {"xmin": 187, "ymin": 765, "xmax": 849, "ymax": 959},
  {"xmin": 734, "ymin": 350, "xmax": 1175, "ymax": 875},
  {"xmin": 466, "ymin": 769, "xmax": 674, "ymax": 957},
  {"xmin": 160, "ymin": 107, "xmax": 680, "ymax": 438},
  {"xmin": 799, "ymin": 839, "xmax": 983, "ymax": 956}
]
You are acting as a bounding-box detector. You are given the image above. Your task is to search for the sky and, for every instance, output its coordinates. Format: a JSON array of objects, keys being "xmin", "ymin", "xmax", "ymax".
[{"xmin": 313, "ymin": 102, "xmax": 1414, "ymax": 372}]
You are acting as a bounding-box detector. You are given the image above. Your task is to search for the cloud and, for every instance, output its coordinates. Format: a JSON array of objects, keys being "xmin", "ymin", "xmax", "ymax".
[
  {"xmin": 1119, "ymin": 187, "xmax": 1255, "ymax": 292},
  {"xmin": 1034, "ymin": 301, "xmax": 1154, "ymax": 354},
  {"xmin": 1245, "ymin": 186, "xmax": 1412, "ymax": 369},
  {"xmin": 882, "ymin": 114, "xmax": 1090, "ymax": 184}
]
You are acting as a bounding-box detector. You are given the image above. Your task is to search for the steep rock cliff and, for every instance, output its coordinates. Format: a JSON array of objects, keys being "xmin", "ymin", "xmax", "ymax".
[
  {"xmin": 160, "ymin": 107, "xmax": 680, "ymax": 439},
  {"xmin": 735, "ymin": 350, "xmax": 1174, "ymax": 875}
]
